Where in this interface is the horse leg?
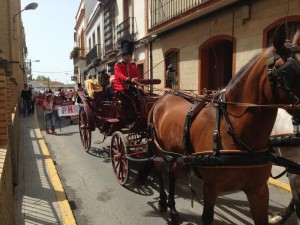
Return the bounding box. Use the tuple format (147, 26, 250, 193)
(245, 183, 269, 225)
(155, 163, 168, 212)
(167, 163, 181, 224)
(269, 198, 295, 224)
(202, 182, 217, 225)
(289, 173, 300, 223)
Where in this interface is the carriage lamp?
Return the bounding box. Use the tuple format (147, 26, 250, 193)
(166, 64, 175, 88)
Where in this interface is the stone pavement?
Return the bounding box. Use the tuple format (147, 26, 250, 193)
(14, 112, 76, 225)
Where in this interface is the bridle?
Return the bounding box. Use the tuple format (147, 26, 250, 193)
(266, 42, 300, 104)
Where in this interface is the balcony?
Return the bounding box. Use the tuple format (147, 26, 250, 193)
(149, 0, 239, 33)
(86, 44, 102, 66)
(116, 17, 135, 45)
(104, 1, 117, 53)
(72, 48, 85, 65)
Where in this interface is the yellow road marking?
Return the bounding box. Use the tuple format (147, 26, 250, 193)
(268, 177, 291, 193)
(34, 114, 77, 225)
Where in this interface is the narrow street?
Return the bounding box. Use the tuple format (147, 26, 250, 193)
(36, 107, 298, 225)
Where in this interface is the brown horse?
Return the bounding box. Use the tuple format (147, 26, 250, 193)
(136, 26, 300, 225)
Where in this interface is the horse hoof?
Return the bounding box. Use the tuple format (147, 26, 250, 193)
(170, 213, 182, 224)
(268, 215, 282, 224)
(158, 202, 168, 213)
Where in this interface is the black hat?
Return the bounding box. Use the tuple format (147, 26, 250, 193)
(121, 39, 134, 55)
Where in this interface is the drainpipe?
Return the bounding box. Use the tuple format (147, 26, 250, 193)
(149, 40, 153, 94)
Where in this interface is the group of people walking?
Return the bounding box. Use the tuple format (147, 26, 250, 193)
(21, 38, 141, 134)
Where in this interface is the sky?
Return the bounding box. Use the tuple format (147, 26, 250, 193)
(21, 0, 80, 84)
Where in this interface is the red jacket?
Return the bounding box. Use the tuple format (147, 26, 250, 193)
(114, 61, 139, 91)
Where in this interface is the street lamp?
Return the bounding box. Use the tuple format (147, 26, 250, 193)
(25, 59, 40, 83)
(13, 2, 38, 40)
(13, 3, 38, 22)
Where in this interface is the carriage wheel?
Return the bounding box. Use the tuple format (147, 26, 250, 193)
(110, 131, 130, 185)
(79, 106, 91, 152)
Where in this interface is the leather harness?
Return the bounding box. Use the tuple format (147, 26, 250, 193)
(147, 44, 300, 174)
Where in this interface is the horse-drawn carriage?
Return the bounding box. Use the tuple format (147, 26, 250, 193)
(76, 25, 300, 225)
(77, 78, 161, 185)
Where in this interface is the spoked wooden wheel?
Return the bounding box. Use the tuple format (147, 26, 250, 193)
(110, 131, 130, 185)
(79, 106, 91, 152)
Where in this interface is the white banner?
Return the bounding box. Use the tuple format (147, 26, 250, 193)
(57, 105, 79, 117)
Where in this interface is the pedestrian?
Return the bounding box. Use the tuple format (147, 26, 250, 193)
(59, 89, 66, 100)
(21, 83, 32, 117)
(75, 83, 84, 104)
(41, 94, 57, 134)
(99, 70, 112, 100)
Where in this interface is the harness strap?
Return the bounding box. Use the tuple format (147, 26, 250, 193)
(183, 99, 207, 155)
(212, 91, 226, 155)
(220, 106, 255, 153)
(270, 169, 287, 179)
(269, 154, 300, 176)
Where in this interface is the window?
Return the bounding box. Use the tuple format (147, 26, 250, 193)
(104, 1, 115, 52)
(165, 50, 179, 89)
(97, 26, 101, 45)
(267, 22, 300, 47)
(92, 32, 96, 47)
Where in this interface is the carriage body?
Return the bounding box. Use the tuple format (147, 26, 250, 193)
(77, 79, 161, 184)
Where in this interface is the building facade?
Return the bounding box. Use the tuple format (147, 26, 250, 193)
(73, 0, 300, 94)
(73, 0, 149, 87)
(147, 0, 300, 92)
(0, 0, 30, 223)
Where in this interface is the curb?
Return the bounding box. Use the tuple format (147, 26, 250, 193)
(34, 113, 77, 225)
(268, 177, 291, 193)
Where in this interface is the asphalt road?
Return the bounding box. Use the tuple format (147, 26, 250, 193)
(36, 107, 299, 225)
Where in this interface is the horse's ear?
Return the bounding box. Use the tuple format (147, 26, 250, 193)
(273, 24, 286, 51)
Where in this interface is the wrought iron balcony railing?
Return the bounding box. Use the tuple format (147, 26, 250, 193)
(86, 44, 102, 66)
(116, 17, 135, 45)
(149, 0, 209, 28)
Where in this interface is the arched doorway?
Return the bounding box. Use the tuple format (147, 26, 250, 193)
(200, 36, 234, 91)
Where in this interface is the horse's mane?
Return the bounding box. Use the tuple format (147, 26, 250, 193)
(226, 53, 262, 89)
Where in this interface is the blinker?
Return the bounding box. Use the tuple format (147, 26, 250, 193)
(276, 57, 300, 87)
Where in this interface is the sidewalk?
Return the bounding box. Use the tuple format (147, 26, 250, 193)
(14, 112, 76, 225)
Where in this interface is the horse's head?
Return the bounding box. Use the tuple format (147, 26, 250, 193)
(269, 25, 300, 104)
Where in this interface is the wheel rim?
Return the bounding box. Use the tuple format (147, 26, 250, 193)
(110, 132, 129, 185)
(79, 106, 91, 151)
